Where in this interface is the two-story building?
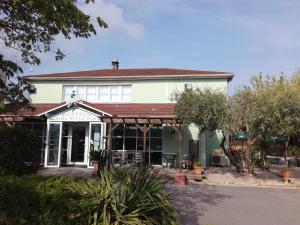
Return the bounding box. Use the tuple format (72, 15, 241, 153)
(0, 61, 234, 168)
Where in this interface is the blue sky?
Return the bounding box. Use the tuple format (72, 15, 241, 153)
(4, 0, 300, 94)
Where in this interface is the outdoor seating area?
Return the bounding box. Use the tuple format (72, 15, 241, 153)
(111, 150, 144, 167)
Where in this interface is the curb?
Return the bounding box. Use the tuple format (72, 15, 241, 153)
(199, 181, 300, 190)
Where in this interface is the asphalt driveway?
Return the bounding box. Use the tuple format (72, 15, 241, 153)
(166, 183, 300, 225)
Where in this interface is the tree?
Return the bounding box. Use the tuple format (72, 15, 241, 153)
(175, 74, 300, 174)
(174, 89, 231, 165)
(230, 74, 300, 172)
(0, 0, 107, 112)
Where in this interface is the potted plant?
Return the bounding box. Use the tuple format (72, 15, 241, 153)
(90, 149, 107, 175)
(281, 168, 293, 179)
(194, 161, 203, 175)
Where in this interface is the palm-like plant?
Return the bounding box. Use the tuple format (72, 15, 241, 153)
(70, 168, 180, 225)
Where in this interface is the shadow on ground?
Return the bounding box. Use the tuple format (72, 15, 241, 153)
(165, 182, 232, 225)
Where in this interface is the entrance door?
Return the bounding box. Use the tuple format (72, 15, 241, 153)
(71, 126, 86, 163)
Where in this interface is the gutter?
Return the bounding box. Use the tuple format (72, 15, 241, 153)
(23, 74, 235, 82)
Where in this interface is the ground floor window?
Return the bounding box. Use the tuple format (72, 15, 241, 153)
(110, 124, 163, 164)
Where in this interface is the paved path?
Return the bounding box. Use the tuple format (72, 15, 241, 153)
(166, 183, 300, 225)
(203, 166, 300, 188)
(38, 167, 94, 177)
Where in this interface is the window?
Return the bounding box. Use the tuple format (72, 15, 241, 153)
(64, 86, 76, 101)
(99, 86, 110, 102)
(63, 85, 132, 103)
(107, 125, 163, 165)
(110, 86, 119, 101)
(77, 86, 86, 100)
(185, 83, 193, 91)
(87, 86, 97, 101)
(122, 85, 132, 101)
(112, 125, 124, 150)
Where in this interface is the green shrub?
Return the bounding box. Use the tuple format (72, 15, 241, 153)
(252, 148, 270, 169)
(0, 126, 42, 175)
(251, 138, 271, 169)
(0, 169, 180, 225)
(0, 176, 79, 225)
(288, 145, 300, 157)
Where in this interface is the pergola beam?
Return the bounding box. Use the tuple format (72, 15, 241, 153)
(101, 115, 182, 168)
(172, 125, 184, 173)
(135, 123, 153, 164)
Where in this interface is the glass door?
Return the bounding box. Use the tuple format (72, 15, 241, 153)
(89, 122, 106, 166)
(46, 122, 62, 167)
(71, 125, 86, 163)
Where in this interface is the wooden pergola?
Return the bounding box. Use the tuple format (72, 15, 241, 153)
(101, 116, 185, 173)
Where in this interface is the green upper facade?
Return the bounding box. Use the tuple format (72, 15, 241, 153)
(24, 68, 234, 104)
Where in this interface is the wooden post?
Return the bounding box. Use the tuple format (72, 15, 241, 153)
(173, 125, 184, 173)
(135, 124, 153, 165)
(173, 125, 186, 186)
(143, 124, 147, 164)
(108, 122, 112, 169)
(178, 126, 183, 173)
(107, 123, 120, 169)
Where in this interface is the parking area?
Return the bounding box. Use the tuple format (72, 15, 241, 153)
(167, 183, 300, 225)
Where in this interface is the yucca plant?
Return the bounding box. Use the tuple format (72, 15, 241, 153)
(70, 168, 180, 225)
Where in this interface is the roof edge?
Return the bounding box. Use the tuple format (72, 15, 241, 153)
(24, 73, 234, 81)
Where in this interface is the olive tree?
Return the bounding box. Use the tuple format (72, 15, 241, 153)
(230, 74, 300, 172)
(175, 74, 300, 174)
(174, 89, 234, 167)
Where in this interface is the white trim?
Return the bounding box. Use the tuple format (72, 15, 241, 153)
(57, 122, 63, 167)
(62, 84, 133, 103)
(37, 101, 112, 117)
(67, 124, 72, 164)
(48, 106, 102, 122)
(88, 122, 106, 168)
(45, 121, 62, 168)
(67, 123, 89, 165)
(38, 103, 68, 116)
(44, 119, 50, 166)
(88, 122, 92, 167)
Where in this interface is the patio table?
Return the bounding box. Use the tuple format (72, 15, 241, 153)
(163, 153, 178, 168)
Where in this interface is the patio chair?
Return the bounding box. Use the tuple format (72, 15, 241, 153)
(133, 152, 143, 167)
(112, 151, 123, 165)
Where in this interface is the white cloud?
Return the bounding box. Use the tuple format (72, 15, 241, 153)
(220, 15, 300, 52)
(82, 0, 144, 40)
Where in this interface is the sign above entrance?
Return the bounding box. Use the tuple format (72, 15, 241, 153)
(49, 107, 101, 122)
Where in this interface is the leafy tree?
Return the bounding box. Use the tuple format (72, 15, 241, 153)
(174, 89, 233, 166)
(0, 0, 107, 112)
(175, 74, 300, 174)
(231, 74, 300, 172)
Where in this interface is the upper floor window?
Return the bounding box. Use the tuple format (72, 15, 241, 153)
(63, 85, 132, 103)
(184, 83, 193, 91)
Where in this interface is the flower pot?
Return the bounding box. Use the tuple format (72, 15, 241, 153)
(93, 160, 99, 175)
(281, 169, 292, 178)
(174, 172, 187, 187)
(194, 166, 202, 175)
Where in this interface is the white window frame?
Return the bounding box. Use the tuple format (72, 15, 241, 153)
(62, 84, 132, 103)
(88, 122, 106, 168)
(45, 121, 63, 168)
